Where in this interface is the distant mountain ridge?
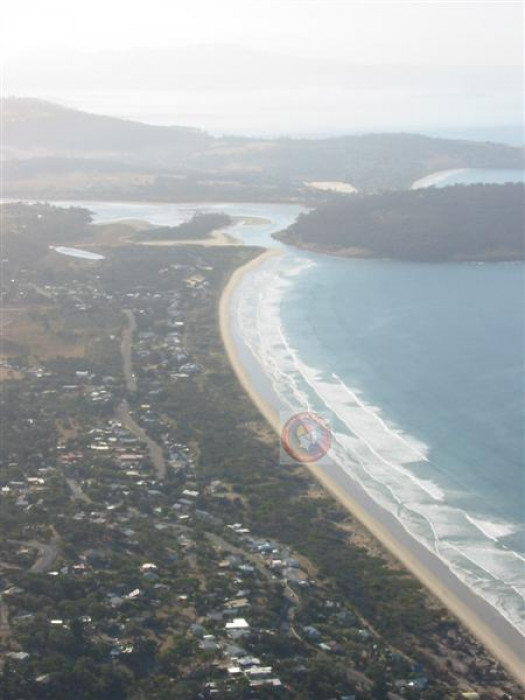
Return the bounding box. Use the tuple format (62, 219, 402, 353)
(3, 98, 524, 199)
(3, 97, 211, 159)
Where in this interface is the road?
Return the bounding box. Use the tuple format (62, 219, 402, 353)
(204, 531, 274, 582)
(27, 282, 54, 300)
(117, 311, 167, 479)
(66, 477, 92, 503)
(117, 400, 167, 480)
(0, 530, 60, 645)
(27, 532, 60, 574)
(0, 597, 10, 642)
(6, 533, 60, 575)
(120, 309, 137, 393)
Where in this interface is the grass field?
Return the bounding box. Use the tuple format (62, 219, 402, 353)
(1, 306, 88, 360)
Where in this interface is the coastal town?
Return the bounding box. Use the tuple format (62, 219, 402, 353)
(0, 202, 522, 699)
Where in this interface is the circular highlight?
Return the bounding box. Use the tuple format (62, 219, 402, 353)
(281, 412, 332, 463)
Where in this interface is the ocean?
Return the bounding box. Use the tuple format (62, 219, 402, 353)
(233, 250, 525, 635)
(32, 169, 525, 636)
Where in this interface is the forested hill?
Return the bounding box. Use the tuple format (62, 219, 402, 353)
(275, 184, 525, 262)
(3, 98, 524, 198)
(4, 97, 210, 157)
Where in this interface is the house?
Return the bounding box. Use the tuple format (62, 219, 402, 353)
(238, 656, 261, 668)
(200, 637, 219, 651)
(245, 666, 273, 679)
(225, 618, 250, 639)
(6, 651, 30, 661)
(140, 562, 157, 572)
(225, 597, 249, 611)
(225, 618, 250, 630)
(190, 623, 206, 638)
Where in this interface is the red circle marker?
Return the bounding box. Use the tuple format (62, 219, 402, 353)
(281, 412, 332, 463)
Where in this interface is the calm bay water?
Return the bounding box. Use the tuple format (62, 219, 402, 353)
(33, 187, 525, 634)
(235, 249, 525, 634)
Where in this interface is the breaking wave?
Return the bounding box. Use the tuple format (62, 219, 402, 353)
(233, 252, 525, 636)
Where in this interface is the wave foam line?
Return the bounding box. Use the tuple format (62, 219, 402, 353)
(232, 250, 525, 637)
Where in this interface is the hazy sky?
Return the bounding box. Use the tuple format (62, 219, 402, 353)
(3, 0, 522, 64)
(2, 0, 523, 135)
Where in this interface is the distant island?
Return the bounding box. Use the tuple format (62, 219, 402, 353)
(274, 183, 525, 262)
(135, 213, 233, 241)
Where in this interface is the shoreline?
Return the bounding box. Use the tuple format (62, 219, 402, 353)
(411, 168, 470, 189)
(1, 196, 306, 208)
(271, 238, 525, 264)
(133, 228, 242, 247)
(219, 247, 525, 685)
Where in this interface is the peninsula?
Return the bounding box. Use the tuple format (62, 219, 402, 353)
(275, 183, 525, 262)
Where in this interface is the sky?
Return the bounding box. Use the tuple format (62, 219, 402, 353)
(1, 0, 523, 135)
(2, 0, 523, 65)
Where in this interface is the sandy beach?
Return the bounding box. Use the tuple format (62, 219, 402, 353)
(219, 248, 525, 685)
(93, 218, 242, 247)
(306, 181, 358, 194)
(411, 168, 470, 189)
(94, 215, 270, 248)
(135, 229, 241, 247)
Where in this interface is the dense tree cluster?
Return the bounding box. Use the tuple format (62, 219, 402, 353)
(276, 183, 525, 261)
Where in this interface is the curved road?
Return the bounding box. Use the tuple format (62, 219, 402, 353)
(117, 400, 166, 480)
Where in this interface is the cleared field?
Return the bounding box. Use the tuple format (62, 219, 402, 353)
(0, 307, 87, 359)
